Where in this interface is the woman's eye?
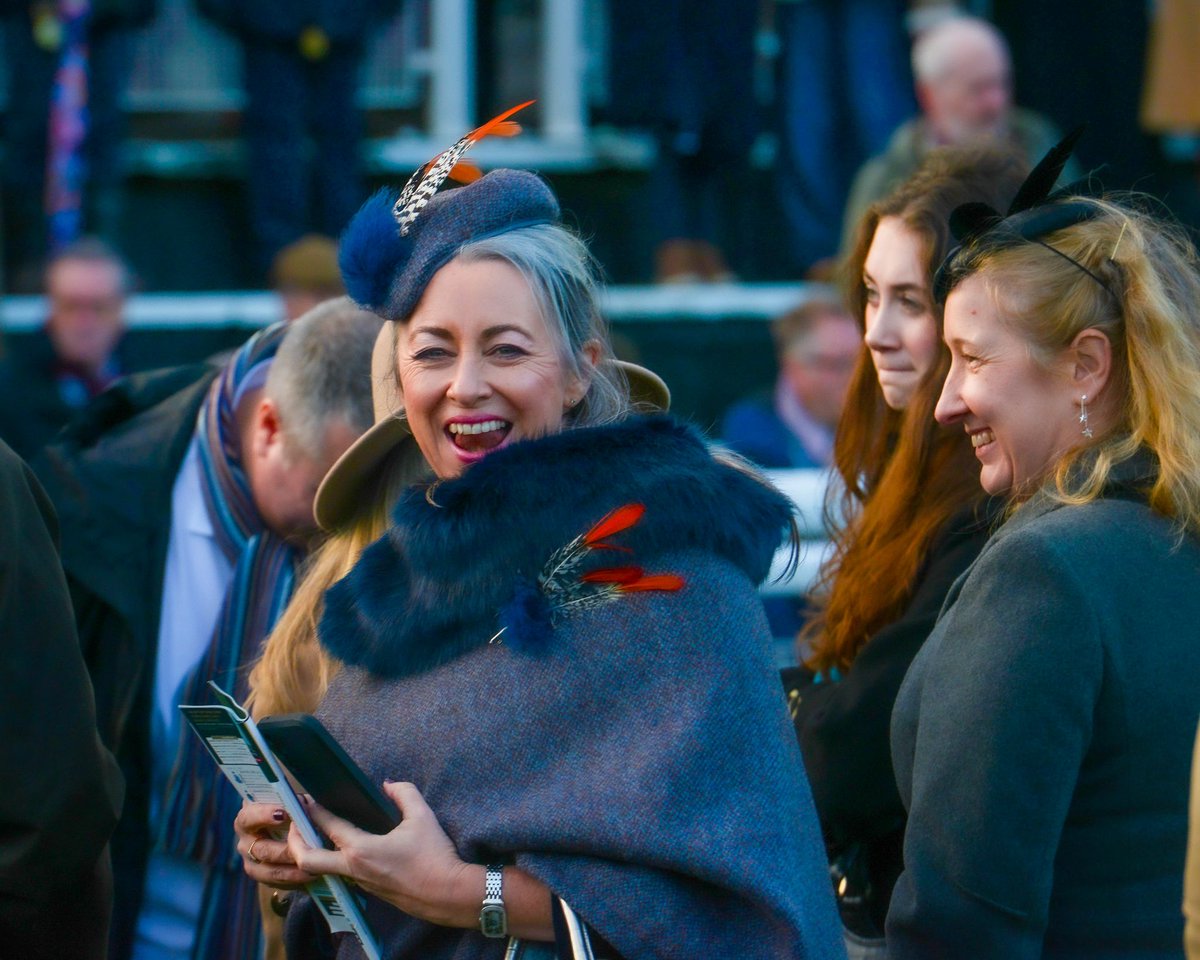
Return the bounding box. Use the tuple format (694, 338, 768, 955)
(413, 347, 450, 362)
(863, 286, 879, 305)
(490, 343, 527, 359)
(901, 297, 926, 314)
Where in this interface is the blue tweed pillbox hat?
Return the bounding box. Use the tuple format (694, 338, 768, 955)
(339, 169, 560, 323)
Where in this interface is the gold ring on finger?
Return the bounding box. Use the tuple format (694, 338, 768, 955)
(248, 837, 266, 864)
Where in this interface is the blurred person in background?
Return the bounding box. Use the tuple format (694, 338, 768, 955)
(1143, 0, 1200, 137)
(607, 0, 758, 283)
(721, 299, 859, 469)
(0, 0, 157, 290)
(270, 233, 346, 322)
(773, 0, 915, 278)
(195, 0, 405, 279)
(0, 238, 132, 461)
(34, 301, 379, 960)
(841, 15, 1076, 252)
(0, 438, 123, 960)
(783, 144, 1026, 959)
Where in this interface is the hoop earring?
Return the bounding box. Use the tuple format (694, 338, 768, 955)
(1078, 394, 1094, 439)
(424, 480, 443, 508)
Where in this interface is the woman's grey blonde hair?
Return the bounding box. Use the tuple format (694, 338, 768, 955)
(959, 195, 1200, 534)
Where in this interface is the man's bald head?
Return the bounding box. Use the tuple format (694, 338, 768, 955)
(912, 17, 1012, 145)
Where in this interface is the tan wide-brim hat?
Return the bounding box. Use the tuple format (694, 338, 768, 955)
(313, 325, 671, 531)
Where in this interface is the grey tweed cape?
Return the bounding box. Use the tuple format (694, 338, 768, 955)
(286, 416, 844, 960)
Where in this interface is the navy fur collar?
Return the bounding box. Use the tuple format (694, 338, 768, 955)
(319, 416, 793, 678)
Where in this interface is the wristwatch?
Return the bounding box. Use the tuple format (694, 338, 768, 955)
(479, 864, 507, 938)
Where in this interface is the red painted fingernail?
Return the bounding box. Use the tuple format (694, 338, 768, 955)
(272, 809, 286, 822)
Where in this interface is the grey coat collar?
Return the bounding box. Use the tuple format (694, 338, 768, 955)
(939, 448, 1159, 614)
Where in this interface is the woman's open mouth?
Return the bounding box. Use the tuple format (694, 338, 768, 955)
(447, 418, 512, 455)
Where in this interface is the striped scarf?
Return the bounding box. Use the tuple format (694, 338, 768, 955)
(158, 322, 298, 960)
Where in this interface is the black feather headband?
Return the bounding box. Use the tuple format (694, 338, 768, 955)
(932, 127, 1113, 302)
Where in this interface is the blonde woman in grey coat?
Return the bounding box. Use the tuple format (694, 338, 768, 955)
(888, 191, 1200, 959)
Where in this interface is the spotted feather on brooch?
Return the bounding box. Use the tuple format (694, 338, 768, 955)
(497, 503, 685, 652)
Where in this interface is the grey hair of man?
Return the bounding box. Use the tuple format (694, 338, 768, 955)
(454, 223, 632, 426)
(264, 296, 383, 458)
(911, 15, 1009, 85)
(45, 235, 134, 297)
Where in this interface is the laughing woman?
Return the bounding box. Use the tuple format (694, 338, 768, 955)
(233, 116, 842, 959)
(887, 187, 1200, 958)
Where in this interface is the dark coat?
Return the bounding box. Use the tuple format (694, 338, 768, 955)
(721, 390, 829, 469)
(0, 328, 108, 463)
(605, 0, 758, 154)
(783, 500, 995, 935)
(888, 465, 1200, 958)
(0, 439, 123, 960)
(32, 363, 217, 960)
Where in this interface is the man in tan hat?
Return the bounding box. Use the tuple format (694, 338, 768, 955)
(269, 234, 346, 322)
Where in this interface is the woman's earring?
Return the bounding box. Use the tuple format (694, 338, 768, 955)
(1079, 394, 1093, 439)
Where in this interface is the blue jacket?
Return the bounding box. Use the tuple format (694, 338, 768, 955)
(721, 392, 828, 470)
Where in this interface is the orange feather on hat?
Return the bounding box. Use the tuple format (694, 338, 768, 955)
(393, 100, 535, 235)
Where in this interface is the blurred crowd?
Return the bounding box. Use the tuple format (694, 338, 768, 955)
(0, 0, 1195, 291)
(5, 4, 1200, 960)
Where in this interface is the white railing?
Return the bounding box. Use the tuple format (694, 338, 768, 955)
(761, 468, 832, 599)
(0, 283, 831, 332)
(428, 0, 475, 144)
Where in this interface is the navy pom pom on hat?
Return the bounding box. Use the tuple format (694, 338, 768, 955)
(338, 101, 560, 323)
(340, 170, 559, 322)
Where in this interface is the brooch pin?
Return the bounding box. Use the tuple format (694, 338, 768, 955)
(495, 503, 684, 649)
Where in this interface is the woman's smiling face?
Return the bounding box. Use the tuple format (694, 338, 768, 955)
(935, 273, 1083, 496)
(396, 257, 584, 479)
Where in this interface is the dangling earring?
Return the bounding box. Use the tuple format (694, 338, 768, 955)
(1078, 394, 1094, 439)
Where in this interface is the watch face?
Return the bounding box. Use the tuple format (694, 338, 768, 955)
(480, 904, 508, 938)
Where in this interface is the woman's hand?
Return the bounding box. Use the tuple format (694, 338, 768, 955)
(287, 781, 475, 927)
(234, 801, 317, 889)
(288, 782, 555, 938)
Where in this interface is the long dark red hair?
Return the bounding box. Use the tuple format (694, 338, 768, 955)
(804, 145, 1028, 672)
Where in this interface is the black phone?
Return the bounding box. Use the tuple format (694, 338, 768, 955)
(258, 713, 401, 835)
